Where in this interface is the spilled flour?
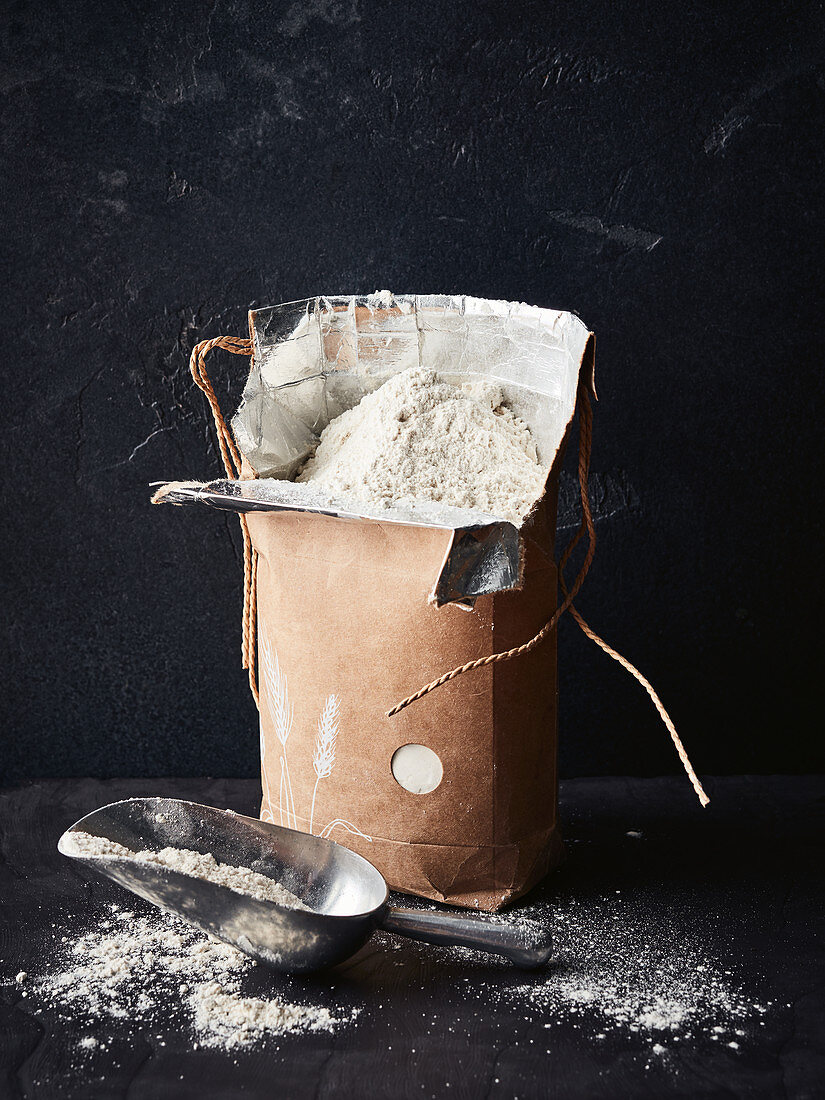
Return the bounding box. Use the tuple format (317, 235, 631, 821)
(14, 886, 771, 1066)
(382, 888, 771, 1059)
(30, 903, 354, 1050)
(498, 894, 766, 1046)
(297, 367, 546, 523)
(14, 831, 772, 1067)
(191, 981, 334, 1048)
(62, 831, 310, 910)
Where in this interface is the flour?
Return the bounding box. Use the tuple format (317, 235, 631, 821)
(62, 832, 131, 858)
(296, 367, 547, 524)
(20, 831, 771, 1066)
(500, 895, 769, 1053)
(30, 903, 355, 1051)
(379, 889, 771, 1057)
(17, 887, 770, 1066)
(63, 831, 310, 910)
(191, 981, 335, 1049)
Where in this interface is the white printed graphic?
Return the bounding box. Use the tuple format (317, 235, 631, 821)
(310, 694, 339, 835)
(317, 819, 374, 841)
(261, 636, 296, 829)
(260, 637, 372, 842)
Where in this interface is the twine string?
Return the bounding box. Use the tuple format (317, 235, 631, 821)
(189, 337, 259, 705)
(562, 599, 709, 807)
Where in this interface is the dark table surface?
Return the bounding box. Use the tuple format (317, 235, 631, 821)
(1, 776, 822, 1100)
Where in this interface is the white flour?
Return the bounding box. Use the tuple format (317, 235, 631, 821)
(63, 831, 310, 910)
(16, 888, 770, 1065)
(501, 895, 771, 1058)
(386, 889, 771, 1058)
(30, 903, 354, 1050)
(296, 367, 547, 524)
(191, 981, 335, 1049)
(15, 832, 771, 1066)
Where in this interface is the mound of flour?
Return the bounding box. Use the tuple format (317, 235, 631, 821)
(296, 367, 546, 524)
(63, 831, 310, 910)
(28, 903, 353, 1050)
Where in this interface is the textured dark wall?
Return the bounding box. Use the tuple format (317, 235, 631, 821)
(2, 1, 823, 780)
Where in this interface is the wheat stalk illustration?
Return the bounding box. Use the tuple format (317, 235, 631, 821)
(259, 715, 276, 824)
(309, 694, 339, 835)
(262, 634, 296, 829)
(278, 758, 287, 827)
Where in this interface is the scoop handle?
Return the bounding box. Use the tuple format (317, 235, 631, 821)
(379, 907, 552, 969)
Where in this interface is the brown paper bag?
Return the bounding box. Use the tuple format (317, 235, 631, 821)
(155, 293, 707, 913)
(248, 505, 564, 910)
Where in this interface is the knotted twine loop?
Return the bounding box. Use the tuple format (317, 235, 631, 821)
(189, 336, 259, 706)
(387, 384, 709, 808)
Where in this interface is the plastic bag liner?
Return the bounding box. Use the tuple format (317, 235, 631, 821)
(154, 292, 707, 910)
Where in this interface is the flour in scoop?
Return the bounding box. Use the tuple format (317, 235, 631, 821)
(297, 367, 547, 524)
(63, 831, 310, 910)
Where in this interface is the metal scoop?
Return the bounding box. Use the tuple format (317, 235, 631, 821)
(59, 797, 552, 973)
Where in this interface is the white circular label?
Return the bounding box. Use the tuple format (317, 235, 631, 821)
(390, 744, 443, 794)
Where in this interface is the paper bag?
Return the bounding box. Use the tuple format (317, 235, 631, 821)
(156, 293, 608, 909)
(248, 503, 564, 910)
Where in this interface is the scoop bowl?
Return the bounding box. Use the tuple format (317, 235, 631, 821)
(59, 797, 553, 973)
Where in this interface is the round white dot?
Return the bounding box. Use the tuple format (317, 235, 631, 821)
(391, 744, 443, 794)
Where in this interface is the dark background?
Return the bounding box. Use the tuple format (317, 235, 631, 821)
(1, 0, 823, 781)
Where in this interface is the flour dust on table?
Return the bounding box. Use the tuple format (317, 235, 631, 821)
(15, 888, 772, 1066)
(24, 902, 356, 1051)
(375, 888, 773, 1063)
